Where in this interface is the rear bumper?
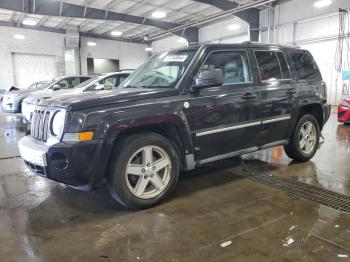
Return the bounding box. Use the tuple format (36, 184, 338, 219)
(338, 105, 350, 123)
(18, 136, 103, 188)
(322, 104, 331, 126)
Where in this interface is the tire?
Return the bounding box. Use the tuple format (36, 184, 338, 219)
(107, 133, 179, 209)
(284, 114, 320, 162)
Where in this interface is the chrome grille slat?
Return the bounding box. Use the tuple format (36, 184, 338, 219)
(31, 109, 51, 142)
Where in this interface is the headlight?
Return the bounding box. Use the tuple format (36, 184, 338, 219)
(50, 110, 65, 136)
(341, 101, 350, 108)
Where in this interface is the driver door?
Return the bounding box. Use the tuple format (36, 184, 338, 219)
(184, 49, 261, 162)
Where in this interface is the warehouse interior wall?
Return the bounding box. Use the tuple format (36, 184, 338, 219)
(0, 27, 148, 90)
(0, 27, 65, 90)
(80, 37, 147, 74)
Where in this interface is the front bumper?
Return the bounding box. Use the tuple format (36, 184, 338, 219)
(338, 105, 350, 123)
(18, 136, 102, 187)
(2, 100, 20, 113)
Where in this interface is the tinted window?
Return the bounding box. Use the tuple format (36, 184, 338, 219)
(277, 52, 291, 79)
(80, 77, 91, 83)
(116, 74, 129, 87)
(291, 51, 321, 80)
(200, 51, 251, 84)
(255, 51, 282, 81)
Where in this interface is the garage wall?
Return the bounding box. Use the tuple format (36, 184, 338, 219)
(151, 17, 249, 53)
(0, 27, 65, 90)
(260, 0, 350, 104)
(199, 17, 249, 44)
(0, 26, 148, 90)
(152, 35, 188, 53)
(80, 37, 148, 73)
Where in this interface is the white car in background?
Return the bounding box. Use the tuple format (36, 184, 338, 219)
(21, 70, 133, 124)
(1, 81, 47, 113)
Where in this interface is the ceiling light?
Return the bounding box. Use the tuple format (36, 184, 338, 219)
(111, 31, 123, 36)
(87, 41, 96, 47)
(152, 11, 167, 19)
(13, 34, 25, 40)
(314, 0, 332, 8)
(178, 37, 187, 43)
(145, 47, 153, 52)
(23, 19, 37, 26)
(227, 24, 241, 31)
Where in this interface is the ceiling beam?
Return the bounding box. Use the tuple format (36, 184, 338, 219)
(193, 0, 260, 41)
(0, 20, 143, 43)
(0, 0, 181, 31)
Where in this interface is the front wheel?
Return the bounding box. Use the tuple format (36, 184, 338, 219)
(107, 133, 179, 209)
(284, 114, 320, 162)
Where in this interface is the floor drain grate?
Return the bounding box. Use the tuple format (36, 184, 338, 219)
(238, 173, 350, 213)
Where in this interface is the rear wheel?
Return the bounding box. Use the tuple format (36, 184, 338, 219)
(284, 114, 320, 162)
(107, 133, 179, 209)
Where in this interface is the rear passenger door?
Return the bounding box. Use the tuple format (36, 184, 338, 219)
(254, 49, 297, 146)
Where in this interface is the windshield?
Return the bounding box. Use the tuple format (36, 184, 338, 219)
(73, 76, 99, 90)
(120, 50, 197, 89)
(40, 78, 59, 89)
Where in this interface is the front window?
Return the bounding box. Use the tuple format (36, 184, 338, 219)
(120, 50, 197, 89)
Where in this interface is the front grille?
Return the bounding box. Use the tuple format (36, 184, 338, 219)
(338, 111, 346, 118)
(31, 110, 51, 142)
(24, 160, 47, 177)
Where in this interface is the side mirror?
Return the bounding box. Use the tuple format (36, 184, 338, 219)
(52, 84, 61, 91)
(192, 69, 224, 90)
(95, 84, 105, 90)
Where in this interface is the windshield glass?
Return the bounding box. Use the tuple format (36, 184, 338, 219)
(120, 50, 197, 89)
(40, 78, 59, 89)
(73, 76, 99, 90)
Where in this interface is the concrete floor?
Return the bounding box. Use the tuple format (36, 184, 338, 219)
(1, 110, 350, 262)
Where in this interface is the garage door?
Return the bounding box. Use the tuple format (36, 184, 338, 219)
(12, 53, 58, 89)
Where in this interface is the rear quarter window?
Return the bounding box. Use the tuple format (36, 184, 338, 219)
(290, 51, 322, 81)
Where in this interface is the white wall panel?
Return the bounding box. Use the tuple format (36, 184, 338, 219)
(199, 17, 249, 43)
(0, 27, 148, 90)
(0, 27, 65, 90)
(152, 35, 188, 53)
(12, 53, 57, 88)
(80, 37, 148, 73)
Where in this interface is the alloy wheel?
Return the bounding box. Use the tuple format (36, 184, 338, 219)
(125, 145, 172, 199)
(299, 121, 317, 154)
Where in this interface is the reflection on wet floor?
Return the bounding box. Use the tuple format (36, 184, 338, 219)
(1, 111, 350, 261)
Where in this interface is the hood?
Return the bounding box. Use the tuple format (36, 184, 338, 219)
(4, 89, 34, 97)
(3, 89, 39, 101)
(40, 88, 178, 111)
(22, 89, 75, 104)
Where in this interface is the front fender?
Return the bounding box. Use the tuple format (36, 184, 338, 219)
(82, 103, 194, 187)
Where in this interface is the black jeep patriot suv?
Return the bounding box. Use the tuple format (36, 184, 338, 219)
(18, 43, 331, 209)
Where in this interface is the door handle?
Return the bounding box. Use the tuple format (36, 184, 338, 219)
(286, 88, 297, 95)
(242, 92, 257, 100)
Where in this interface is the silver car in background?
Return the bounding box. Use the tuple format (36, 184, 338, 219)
(1, 81, 47, 113)
(21, 70, 132, 123)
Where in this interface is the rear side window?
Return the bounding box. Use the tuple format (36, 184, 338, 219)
(291, 51, 321, 80)
(277, 52, 291, 79)
(255, 51, 291, 81)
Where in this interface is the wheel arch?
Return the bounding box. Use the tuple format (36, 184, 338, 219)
(91, 116, 194, 187)
(298, 103, 324, 129)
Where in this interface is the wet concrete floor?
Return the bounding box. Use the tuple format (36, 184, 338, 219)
(1, 110, 350, 262)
